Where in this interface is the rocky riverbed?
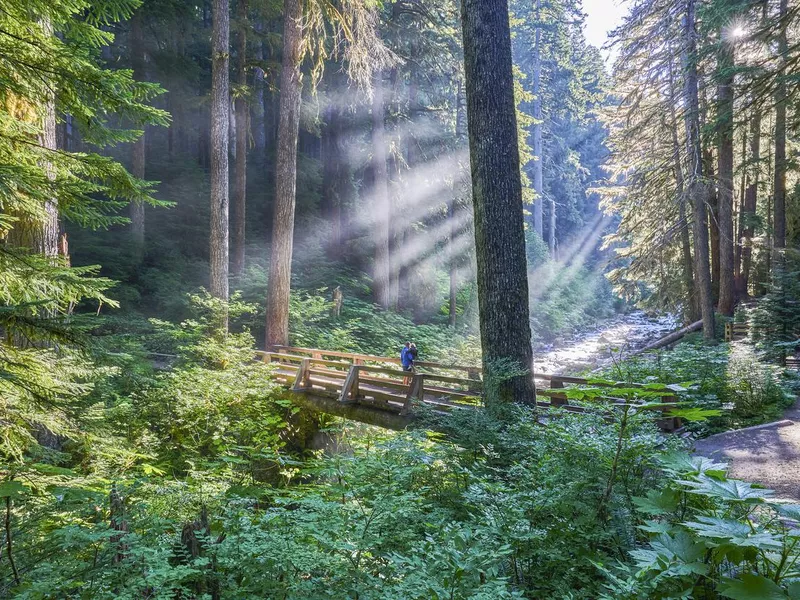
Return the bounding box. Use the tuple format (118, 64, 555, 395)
(534, 311, 679, 375)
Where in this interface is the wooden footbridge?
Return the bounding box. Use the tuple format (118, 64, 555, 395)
(255, 346, 682, 431)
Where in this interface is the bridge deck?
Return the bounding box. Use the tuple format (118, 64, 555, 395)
(256, 346, 683, 431)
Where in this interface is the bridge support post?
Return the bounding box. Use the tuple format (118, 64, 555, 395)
(293, 358, 311, 392)
(550, 378, 567, 407)
(339, 365, 360, 403)
(658, 394, 681, 432)
(401, 375, 424, 416)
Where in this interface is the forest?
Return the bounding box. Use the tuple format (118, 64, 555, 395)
(1, 0, 800, 597)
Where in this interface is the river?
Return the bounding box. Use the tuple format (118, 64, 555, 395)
(533, 311, 679, 375)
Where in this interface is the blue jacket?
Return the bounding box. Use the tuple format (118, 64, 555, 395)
(400, 347, 413, 368)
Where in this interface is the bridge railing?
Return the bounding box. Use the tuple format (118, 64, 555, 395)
(254, 348, 681, 430)
(271, 345, 482, 379)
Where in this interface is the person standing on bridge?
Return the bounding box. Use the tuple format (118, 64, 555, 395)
(401, 342, 415, 385)
(401, 342, 415, 372)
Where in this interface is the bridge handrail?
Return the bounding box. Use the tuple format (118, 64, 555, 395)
(259, 346, 681, 430)
(272, 345, 481, 375)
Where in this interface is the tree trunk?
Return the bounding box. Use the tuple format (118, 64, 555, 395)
(252, 21, 266, 155)
(773, 0, 787, 254)
(371, 71, 392, 310)
(209, 0, 230, 308)
(321, 92, 343, 258)
(634, 320, 704, 354)
(734, 122, 746, 291)
(548, 192, 556, 255)
(9, 19, 58, 257)
(682, 0, 715, 340)
(130, 12, 146, 255)
(716, 42, 735, 316)
(707, 155, 720, 304)
(532, 0, 543, 239)
(739, 111, 760, 297)
(460, 0, 536, 405)
(668, 52, 698, 321)
(265, 0, 303, 348)
(231, 0, 248, 277)
(449, 77, 467, 327)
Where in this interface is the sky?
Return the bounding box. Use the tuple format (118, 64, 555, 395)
(582, 0, 630, 65)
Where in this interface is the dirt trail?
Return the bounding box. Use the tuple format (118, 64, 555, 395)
(694, 400, 800, 501)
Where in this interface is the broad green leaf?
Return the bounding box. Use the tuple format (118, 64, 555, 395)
(682, 475, 773, 503)
(0, 481, 28, 498)
(633, 489, 680, 515)
(668, 407, 723, 421)
(660, 451, 727, 478)
(683, 516, 782, 549)
(719, 574, 789, 600)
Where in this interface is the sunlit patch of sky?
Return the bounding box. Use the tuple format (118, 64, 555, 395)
(582, 0, 630, 67)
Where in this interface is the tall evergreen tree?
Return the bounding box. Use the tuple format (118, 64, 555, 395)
(231, 0, 249, 277)
(683, 0, 715, 339)
(266, 0, 303, 348)
(460, 0, 536, 405)
(129, 11, 147, 257)
(716, 27, 735, 315)
(210, 0, 231, 308)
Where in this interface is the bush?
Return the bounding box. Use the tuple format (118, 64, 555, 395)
(601, 452, 800, 599)
(2, 405, 676, 598)
(601, 339, 794, 435)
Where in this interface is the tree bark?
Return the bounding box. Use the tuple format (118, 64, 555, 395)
(668, 51, 698, 321)
(449, 77, 467, 327)
(739, 111, 760, 297)
(773, 0, 787, 253)
(265, 0, 303, 348)
(716, 42, 735, 315)
(371, 71, 392, 310)
(231, 0, 248, 277)
(460, 0, 536, 405)
(634, 320, 704, 354)
(682, 0, 715, 340)
(532, 0, 543, 239)
(252, 21, 266, 155)
(130, 12, 146, 255)
(321, 93, 343, 258)
(548, 190, 556, 255)
(209, 0, 230, 307)
(9, 19, 58, 257)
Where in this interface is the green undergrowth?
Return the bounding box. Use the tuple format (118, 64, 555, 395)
(2, 399, 678, 598)
(600, 336, 796, 436)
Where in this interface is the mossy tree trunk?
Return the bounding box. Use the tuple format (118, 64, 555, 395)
(231, 0, 248, 277)
(210, 0, 230, 310)
(266, 0, 303, 348)
(460, 0, 536, 405)
(716, 41, 735, 316)
(130, 11, 146, 257)
(682, 0, 715, 340)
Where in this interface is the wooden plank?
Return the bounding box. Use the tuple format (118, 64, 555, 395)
(308, 366, 350, 379)
(273, 345, 480, 374)
(423, 384, 482, 398)
(292, 359, 310, 392)
(339, 366, 360, 403)
(356, 365, 414, 378)
(401, 375, 423, 415)
(307, 357, 353, 368)
(418, 372, 484, 388)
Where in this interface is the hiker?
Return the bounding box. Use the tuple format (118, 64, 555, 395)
(409, 343, 418, 363)
(400, 342, 414, 372)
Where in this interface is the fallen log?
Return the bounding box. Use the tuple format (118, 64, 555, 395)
(632, 320, 703, 355)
